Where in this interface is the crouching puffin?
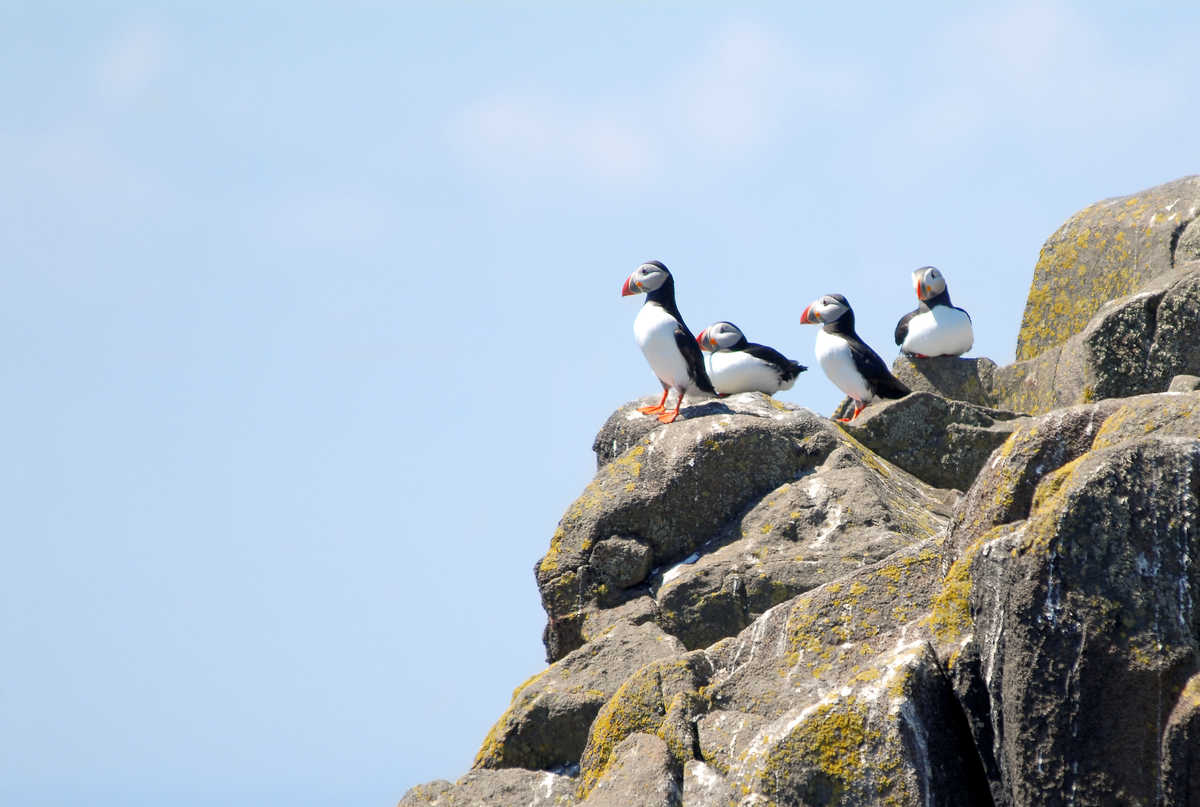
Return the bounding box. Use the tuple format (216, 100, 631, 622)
(894, 266, 973, 357)
(696, 321, 807, 396)
(621, 260, 714, 423)
(800, 294, 910, 422)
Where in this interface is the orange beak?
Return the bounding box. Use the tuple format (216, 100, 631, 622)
(621, 274, 640, 296)
(800, 304, 817, 324)
(696, 329, 710, 350)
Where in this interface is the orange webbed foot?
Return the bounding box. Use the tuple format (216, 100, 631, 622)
(656, 410, 680, 424)
(638, 404, 666, 414)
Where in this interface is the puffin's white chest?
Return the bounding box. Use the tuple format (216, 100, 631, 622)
(815, 328, 871, 402)
(634, 303, 692, 390)
(707, 350, 789, 395)
(902, 306, 973, 356)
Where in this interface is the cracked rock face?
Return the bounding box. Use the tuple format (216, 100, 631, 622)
(961, 436, 1200, 806)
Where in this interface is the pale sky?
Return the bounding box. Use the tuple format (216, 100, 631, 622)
(3, 3, 1198, 805)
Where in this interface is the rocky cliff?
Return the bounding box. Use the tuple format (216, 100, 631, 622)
(401, 177, 1200, 806)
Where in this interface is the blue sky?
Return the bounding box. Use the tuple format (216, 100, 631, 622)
(2, 3, 1198, 805)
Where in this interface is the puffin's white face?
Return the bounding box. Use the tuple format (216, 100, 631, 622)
(697, 321, 744, 351)
(799, 295, 850, 324)
(913, 266, 946, 301)
(621, 262, 670, 296)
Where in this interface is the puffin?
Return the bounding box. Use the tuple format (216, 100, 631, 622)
(621, 260, 714, 423)
(799, 293, 910, 422)
(893, 266, 973, 357)
(696, 321, 807, 396)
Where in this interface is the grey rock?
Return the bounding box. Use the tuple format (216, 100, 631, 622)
(890, 355, 999, 407)
(681, 760, 735, 807)
(942, 398, 1123, 564)
(589, 537, 652, 589)
(591, 391, 783, 469)
(578, 733, 680, 807)
(1169, 374, 1200, 392)
(1016, 175, 1200, 361)
(575, 540, 993, 806)
(538, 395, 844, 661)
(994, 259, 1200, 415)
(654, 441, 955, 650)
(399, 768, 577, 806)
(839, 391, 1026, 491)
(577, 652, 711, 801)
(964, 436, 1200, 806)
(1179, 214, 1200, 263)
(473, 621, 685, 771)
(1161, 673, 1200, 807)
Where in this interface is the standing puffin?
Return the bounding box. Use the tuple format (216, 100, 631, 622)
(696, 321, 807, 396)
(893, 266, 973, 357)
(800, 294, 910, 422)
(621, 260, 714, 423)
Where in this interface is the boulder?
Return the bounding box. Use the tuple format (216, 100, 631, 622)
(577, 733, 680, 807)
(653, 440, 955, 649)
(537, 395, 845, 661)
(577, 652, 712, 799)
(890, 356, 999, 407)
(941, 398, 1123, 563)
(1016, 175, 1200, 361)
(1170, 374, 1200, 392)
(990, 262, 1200, 413)
(398, 768, 577, 806)
(575, 541, 994, 806)
(838, 391, 1026, 491)
(681, 760, 736, 807)
(473, 621, 685, 771)
(952, 435, 1200, 806)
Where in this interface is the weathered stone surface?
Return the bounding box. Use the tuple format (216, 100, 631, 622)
(681, 760, 735, 807)
(399, 768, 577, 806)
(890, 356, 999, 407)
(474, 621, 684, 771)
(839, 391, 1026, 491)
(1161, 673, 1200, 807)
(958, 436, 1200, 806)
(1016, 175, 1200, 361)
(995, 261, 1200, 415)
(588, 537, 652, 589)
(653, 440, 954, 649)
(574, 541, 993, 806)
(538, 395, 844, 661)
(1170, 374, 1200, 392)
(577, 651, 712, 799)
(704, 542, 992, 806)
(578, 733, 680, 807)
(942, 399, 1123, 563)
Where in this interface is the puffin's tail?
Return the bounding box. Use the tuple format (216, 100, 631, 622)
(786, 360, 808, 382)
(875, 374, 910, 400)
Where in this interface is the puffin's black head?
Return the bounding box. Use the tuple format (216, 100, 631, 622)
(799, 294, 851, 325)
(621, 261, 672, 297)
(913, 266, 946, 301)
(697, 321, 747, 352)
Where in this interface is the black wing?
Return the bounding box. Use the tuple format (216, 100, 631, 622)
(743, 343, 807, 382)
(675, 325, 715, 394)
(847, 338, 910, 400)
(894, 308, 919, 346)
